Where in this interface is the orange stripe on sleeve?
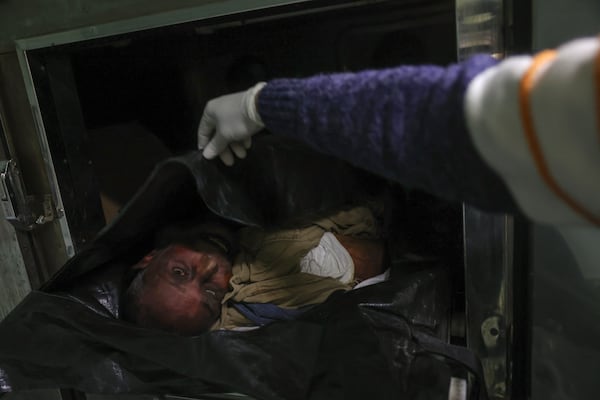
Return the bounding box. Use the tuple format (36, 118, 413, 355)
(519, 50, 600, 226)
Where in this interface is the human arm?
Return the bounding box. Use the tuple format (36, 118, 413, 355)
(255, 55, 519, 214)
(198, 37, 600, 226)
(199, 55, 516, 213)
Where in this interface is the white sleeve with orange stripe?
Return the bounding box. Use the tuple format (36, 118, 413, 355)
(465, 37, 600, 227)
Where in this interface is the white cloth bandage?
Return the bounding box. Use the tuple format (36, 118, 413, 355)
(243, 81, 267, 126)
(465, 37, 600, 226)
(299, 232, 355, 284)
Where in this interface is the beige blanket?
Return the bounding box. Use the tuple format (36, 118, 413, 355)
(213, 206, 380, 330)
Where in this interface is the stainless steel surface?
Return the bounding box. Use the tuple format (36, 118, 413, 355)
(456, 0, 504, 59)
(463, 207, 514, 399)
(457, 1, 515, 398)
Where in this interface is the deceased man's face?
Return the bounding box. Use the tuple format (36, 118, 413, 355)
(134, 242, 233, 334)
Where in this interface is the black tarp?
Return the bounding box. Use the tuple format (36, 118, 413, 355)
(0, 137, 486, 399)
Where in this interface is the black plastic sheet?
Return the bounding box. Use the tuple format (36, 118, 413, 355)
(0, 136, 484, 399)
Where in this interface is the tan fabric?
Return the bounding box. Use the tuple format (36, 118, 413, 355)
(213, 206, 379, 330)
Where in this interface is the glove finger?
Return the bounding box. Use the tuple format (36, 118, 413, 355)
(230, 142, 247, 159)
(219, 147, 235, 166)
(202, 132, 230, 160)
(243, 137, 252, 149)
(197, 108, 216, 149)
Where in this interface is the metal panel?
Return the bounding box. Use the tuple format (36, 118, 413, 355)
(0, 0, 306, 53)
(0, 53, 71, 279)
(24, 52, 105, 251)
(8, 0, 374, 51)
(456, 1, 531, 399)
(456, 0, 504, 59)
(462, 209, 530, 400)
(463, 210, 513, 399)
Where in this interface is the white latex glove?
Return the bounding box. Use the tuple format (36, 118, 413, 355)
(197, 82, 266, 166)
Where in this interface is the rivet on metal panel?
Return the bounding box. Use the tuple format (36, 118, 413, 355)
(481, 315, 503, 349)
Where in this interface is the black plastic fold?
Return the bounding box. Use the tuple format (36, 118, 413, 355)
(0, 136, 483, 399)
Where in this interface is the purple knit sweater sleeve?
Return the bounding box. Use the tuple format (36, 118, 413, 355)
(257, 55, 519, 213)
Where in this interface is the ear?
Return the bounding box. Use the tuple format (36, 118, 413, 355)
(132, 249, 159, 270)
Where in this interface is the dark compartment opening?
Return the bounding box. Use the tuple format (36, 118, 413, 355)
(27, 0, 465, 344)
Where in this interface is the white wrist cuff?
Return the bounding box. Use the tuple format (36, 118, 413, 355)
(243, 81, 267, 126)
(465, 37, 600, 226)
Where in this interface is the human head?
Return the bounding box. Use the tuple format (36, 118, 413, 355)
(121, 221, 236, 335)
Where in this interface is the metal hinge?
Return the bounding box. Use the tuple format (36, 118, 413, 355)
(0, 159, 55, 231)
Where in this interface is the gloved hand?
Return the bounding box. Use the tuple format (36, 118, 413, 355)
(197, 82, 266, 166)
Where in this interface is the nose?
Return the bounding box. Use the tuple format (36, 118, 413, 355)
(198, 255, 218, 282)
